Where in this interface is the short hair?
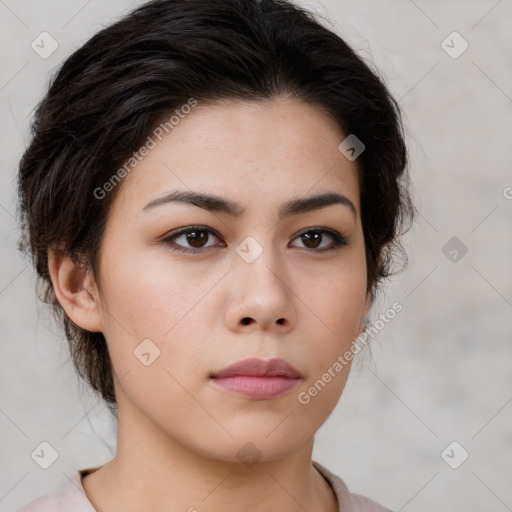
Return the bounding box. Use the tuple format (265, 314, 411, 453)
(17, 0, 415, 414)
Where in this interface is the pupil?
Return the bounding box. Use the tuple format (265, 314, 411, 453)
(187, 230, 207, 248)
(303, 231, 321, 248)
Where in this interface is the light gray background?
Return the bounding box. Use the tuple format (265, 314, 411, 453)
(1, 1, 511, 511)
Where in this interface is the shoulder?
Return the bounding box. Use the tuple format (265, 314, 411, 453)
(16, 470, 96, 512)
(312, 460, 394, 512)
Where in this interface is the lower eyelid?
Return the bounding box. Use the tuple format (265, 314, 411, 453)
(291, 230, 347, 248)
(163, 227, 346, 252)
(164, 228, 223, 249)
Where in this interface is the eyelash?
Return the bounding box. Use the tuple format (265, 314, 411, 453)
(161, 225, 348, 254)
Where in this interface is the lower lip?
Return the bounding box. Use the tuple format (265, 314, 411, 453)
(210, 376, 301, 399)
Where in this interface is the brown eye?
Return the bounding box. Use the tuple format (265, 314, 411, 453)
(290, 229, 347, 251)
(185, 230, 209, 248)
(301, 231, 322, 249)
(163, 226, 225, 253)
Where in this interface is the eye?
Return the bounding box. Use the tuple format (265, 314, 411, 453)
(162, 226, 225, 253)
(290, 228, 348, 251)
(162, 226, 347, 254)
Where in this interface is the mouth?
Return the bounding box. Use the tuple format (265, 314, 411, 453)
(210, 357, 302, 379)
(209, 358, 303, 400)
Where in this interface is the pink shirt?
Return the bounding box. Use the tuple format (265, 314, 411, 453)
(16, 461, 392, 512)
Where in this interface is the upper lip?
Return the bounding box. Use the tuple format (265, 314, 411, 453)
(211, 358, 302, 379)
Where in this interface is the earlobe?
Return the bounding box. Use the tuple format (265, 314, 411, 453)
(47, 248, 103, 333)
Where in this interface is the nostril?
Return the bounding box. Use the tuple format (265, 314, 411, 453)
(241, 317, 252, 325)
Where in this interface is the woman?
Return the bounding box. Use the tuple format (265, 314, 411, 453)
(16, 0, 415, 510)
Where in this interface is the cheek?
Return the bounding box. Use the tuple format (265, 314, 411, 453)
(301, 270, 367, 339)
(294, 282, 361, 417)
(96, 256, 211, 420)
(100, 249, 202, 334)
(97, 250, 223, 378)
(295, 267, 366, 391)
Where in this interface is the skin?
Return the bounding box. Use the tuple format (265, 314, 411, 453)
(49, 96, 372, 512)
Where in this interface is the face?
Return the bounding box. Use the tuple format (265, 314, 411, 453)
(89, 97, 371, 463)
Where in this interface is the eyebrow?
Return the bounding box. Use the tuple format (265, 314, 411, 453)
(143, 189, 357, 220)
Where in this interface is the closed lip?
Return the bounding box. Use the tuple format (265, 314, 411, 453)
(210, 358, 302, 379)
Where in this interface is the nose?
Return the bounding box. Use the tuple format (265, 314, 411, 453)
(224, 245, 297, 333)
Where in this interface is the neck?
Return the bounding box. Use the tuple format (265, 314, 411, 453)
(82, 397, 338, 512)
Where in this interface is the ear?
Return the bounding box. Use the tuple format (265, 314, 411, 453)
(47, 247, 103, 332)
(357, 292, 372, 337)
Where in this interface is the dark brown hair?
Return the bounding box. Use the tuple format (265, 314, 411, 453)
(17, 0, 415, 415)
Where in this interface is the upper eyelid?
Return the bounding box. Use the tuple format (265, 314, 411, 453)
(163, 226, 342, 245)
(162, 225, 223, 241)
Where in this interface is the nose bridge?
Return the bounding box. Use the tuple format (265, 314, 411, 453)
(236, 235, 286, 294)
(228, 233, 297, 330)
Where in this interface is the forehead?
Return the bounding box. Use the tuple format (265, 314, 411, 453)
(109, 97, 361, 218)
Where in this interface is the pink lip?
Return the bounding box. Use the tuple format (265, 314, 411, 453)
(211, 357, 302, 379)
(210, 358, 302, 400)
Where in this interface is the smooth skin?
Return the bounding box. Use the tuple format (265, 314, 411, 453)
(49, 96, 372, 512)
